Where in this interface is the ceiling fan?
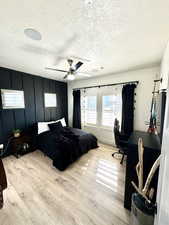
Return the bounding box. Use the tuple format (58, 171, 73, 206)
(45, 59, 91, 80)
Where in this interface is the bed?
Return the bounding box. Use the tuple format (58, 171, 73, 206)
(36, 119, 98, 171)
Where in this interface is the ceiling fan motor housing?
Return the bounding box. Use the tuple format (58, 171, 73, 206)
(46, 59, 86, 80)
(68, 59, 73, 66)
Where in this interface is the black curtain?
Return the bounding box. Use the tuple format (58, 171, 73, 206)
(121, 84, 136, 137)
(73, 90, 81, 129)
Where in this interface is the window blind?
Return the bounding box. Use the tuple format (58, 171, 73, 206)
(102, 95, 122, 127)
(84, 96, 97, 124)
(1, 89, 25, 109)
(44, 93, 57, 108)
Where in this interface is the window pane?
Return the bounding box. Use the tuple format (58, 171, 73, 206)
(1, 89, 25, 109)
(44, 93, 57, 108)
(85, 96, 97, 124)
(102, 95, 122, 127)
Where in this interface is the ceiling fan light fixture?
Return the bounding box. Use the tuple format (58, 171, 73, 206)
(84, 0, 93, 5)
(67, 74, 75, 81)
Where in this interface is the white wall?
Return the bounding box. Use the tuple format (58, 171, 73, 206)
(68, 66, 160, 145)
(160, 41, 169, 90)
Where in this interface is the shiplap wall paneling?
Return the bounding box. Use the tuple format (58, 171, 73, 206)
(23, 74, 36, 128)
(50, 79, 57, 121)
(34, 77, 45, 122)
(11, 71, 25, 130)
(0, 67, 68, 155)
(43, 78, 51, 122)
(0, 68, 15, 143)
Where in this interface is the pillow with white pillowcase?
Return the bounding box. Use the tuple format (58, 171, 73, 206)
(38, 118, 66, 134)
(38, 121, 51, 134)
(57, 118, 66, 127)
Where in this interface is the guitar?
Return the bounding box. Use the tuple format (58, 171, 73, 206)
(147, 82, 158, 135)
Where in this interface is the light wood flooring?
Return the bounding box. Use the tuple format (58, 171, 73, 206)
(1, 144, 130, 225)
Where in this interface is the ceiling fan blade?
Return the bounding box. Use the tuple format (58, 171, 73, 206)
(63, 74, 68, 79)
(78, 72, 91, 77)
(45, 67, 68, 73)
(70, 55, 91, 62)
(75, 61, 83, 70)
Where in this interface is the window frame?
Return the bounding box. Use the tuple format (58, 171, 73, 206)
(44, 93, 57, 108)
(81, 87, 122, 130)
(1, 89, 25, 109)
(100, 92, 122, 130)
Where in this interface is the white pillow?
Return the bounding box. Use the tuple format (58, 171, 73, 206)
(38, 120, 55, 134)
(38, 118, 66, 134)
(38, 122, 50, 134)
(57, 118, 66, 127)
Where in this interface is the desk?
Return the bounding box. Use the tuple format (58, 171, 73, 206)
(124, 131, 161, 210)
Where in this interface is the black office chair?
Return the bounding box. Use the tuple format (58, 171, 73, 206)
(112, 119, 129, 164)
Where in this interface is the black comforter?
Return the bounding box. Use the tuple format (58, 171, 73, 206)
(37, 127, 98, 171)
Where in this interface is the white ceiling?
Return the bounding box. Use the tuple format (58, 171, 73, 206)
(0, 0, 169, 81)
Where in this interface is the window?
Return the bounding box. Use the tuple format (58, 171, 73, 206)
(1, 89, 25, 109)
(81, 86, 122, 129)
(102, 95, 122, 127)
(84, 96, 97, 124)
(44, 93, 57, 108)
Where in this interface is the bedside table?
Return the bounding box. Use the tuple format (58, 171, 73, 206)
(11, 133, 35, 158)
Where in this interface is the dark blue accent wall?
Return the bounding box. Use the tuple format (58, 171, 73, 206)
(0, 67, 68, 145)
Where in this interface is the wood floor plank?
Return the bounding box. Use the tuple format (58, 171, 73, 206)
(1, 144, 130, 225)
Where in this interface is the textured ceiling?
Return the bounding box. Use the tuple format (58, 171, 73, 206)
(0, 0, 169, 81)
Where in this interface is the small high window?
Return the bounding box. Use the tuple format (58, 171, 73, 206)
(1, 89, 25, 109)
(44, 93, 57, 108)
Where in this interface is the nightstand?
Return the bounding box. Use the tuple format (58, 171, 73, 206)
(11, 133, 35, 158)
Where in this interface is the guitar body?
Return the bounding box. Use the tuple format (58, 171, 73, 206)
(147, 116, 158, 134)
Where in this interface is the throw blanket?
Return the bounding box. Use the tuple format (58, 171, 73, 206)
(37, 127, 98, 171)
(53, 128, 85, 170)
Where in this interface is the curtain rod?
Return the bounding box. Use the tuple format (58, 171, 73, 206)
(73, 80, 139, 91)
